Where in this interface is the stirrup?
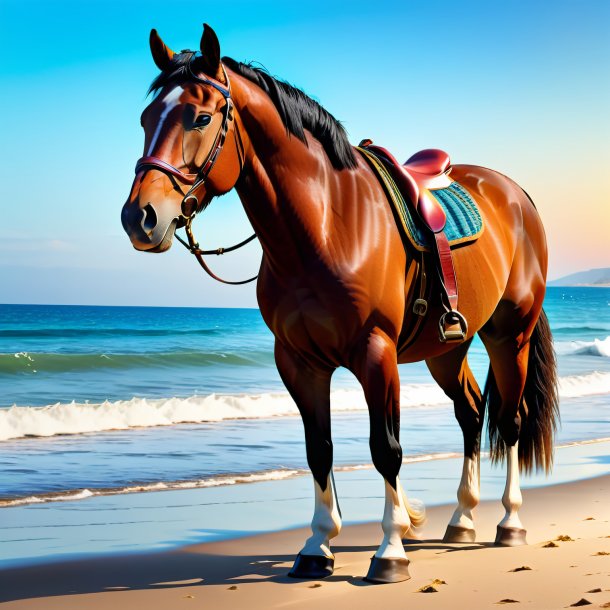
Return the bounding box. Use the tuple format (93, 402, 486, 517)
(438, 310, 468, 343)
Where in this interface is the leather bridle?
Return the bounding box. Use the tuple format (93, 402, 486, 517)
(134, 56, 258, 285)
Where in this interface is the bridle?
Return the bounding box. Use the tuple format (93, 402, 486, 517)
(134, 55, 258, 285)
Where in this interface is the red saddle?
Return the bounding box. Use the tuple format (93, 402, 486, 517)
(359, 140, 451, 232)
(358, 140, 467, 343)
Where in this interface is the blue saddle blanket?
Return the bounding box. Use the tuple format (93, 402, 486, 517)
(406, 182, 483, 249)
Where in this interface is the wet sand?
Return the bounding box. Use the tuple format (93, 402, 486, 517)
(1, 474, 609, 609)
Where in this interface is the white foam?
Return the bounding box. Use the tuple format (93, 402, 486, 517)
(0, 470, 306, 507)
(0, 385, 449, 442)
(557, 371, 610, 398)
(556, 336, 610, 358)
(4, 489, 94, 507)
(1, 371, 608, 442)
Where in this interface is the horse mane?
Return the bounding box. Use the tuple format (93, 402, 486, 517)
(148, 52, 357, 171)
(222, 58, 357, 171)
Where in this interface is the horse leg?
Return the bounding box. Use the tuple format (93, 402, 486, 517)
(274, 341, 341, 578)
(481, 320, 532, 546)
(350, 328, 424, 584)
(426, 340, 484, 543)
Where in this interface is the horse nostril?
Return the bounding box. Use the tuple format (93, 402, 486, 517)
(142, 203, 158, 233)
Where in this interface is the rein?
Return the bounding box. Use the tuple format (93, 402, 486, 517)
(134, 56, 258, 285)
(175, 217, 258, 285)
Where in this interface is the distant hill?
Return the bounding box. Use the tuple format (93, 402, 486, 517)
(548, 267, 610, 287)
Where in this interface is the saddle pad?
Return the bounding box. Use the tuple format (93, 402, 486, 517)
(357, 147, 483, 252)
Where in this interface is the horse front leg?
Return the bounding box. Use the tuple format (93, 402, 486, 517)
(426, 341, 484, 543)
(274, 341, 340, 578)
(351, 328, 424, 584)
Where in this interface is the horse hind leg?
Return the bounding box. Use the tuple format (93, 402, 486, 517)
(484, 340, 529, 546)
(274, 341, 341, 578)
(350, 327, 425, 584)
(426, 339, 484, 543)
(481, 305, 559, 547)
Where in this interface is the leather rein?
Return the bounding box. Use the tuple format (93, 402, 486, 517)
(134, 56, 258, 285)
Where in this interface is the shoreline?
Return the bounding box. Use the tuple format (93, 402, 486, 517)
(3, 437, 610, 509)
(2, 474, 609, 609)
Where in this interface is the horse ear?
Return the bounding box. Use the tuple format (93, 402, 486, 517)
(199, 23, 225, 82)
(150, 29, 174, 71)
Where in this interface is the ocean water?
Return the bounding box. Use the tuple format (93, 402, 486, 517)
(0, 287, 609, 507)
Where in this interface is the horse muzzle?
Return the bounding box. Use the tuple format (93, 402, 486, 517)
(121, 198, 179, 252)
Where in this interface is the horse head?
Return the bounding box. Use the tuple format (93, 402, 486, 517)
(121, 25, 244, 252)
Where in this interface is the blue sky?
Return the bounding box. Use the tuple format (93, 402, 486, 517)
(0, 0, 608, 306)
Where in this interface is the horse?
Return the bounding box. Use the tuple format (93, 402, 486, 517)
(121, 24, 559, 583)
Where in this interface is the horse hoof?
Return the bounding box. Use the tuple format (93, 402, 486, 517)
(288, 553, 334, 579)
(495, 525, 527, 546)
(443, 524, 476, 543)
(364, 556, 411, 584)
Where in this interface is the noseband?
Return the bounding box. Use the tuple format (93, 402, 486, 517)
(134, 57, 257, 285)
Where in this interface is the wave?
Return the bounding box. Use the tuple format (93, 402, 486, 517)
(0, 349, 275, 374)
(556, 336, 610, 358)
(0, 385, 450, 442)
(552, 326, 610, 336)
(0, 452, 461, 508)
(0, 327, 226, 338)
(557, 371, 610, 397)
(1, 371, 608, 442)
(4, 440, 610, 508)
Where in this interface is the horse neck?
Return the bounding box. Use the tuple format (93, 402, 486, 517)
(229, 74, 344, 274)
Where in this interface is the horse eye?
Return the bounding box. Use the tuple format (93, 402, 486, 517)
(194, 114, 212, 128)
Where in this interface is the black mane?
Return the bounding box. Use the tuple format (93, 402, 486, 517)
(148, 52, 357, 171)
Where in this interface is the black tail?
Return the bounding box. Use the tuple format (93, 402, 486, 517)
(486, 308, 560, 473)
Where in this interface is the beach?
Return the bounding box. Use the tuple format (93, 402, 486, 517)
(1, 470, 609, 609)
(0, 287, 609, 607)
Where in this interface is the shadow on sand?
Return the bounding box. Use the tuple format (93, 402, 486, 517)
(0, 538, 494, 602)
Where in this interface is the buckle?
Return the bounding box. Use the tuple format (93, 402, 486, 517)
(413, 299, 428, 316)
(438, 310, 468, 343)
(181, 194, 199, 219)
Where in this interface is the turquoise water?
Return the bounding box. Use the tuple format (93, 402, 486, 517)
(0, 287, 608, 505)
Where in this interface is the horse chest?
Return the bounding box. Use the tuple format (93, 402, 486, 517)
(259, 281, 360, 362)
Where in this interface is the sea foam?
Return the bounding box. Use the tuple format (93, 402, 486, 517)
(0, 372, 608, 442)
(0, 385, 449, 442)
(557, 336, 610, 358)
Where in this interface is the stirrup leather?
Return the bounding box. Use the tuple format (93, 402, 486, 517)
(357, 139, 469, 343)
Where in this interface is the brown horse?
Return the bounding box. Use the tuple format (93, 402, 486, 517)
(121, 25, 559, 583)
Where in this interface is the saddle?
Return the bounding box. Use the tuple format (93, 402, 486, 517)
(359, 139, 468, 343)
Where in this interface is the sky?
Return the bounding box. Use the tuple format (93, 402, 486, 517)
(0, 0, 608, 307)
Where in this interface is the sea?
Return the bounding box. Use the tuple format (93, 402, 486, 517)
(0, 287, 609, 510)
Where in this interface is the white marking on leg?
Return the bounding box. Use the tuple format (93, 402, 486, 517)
(448, 455, 480, 529)
(300, 474, 341, 558)
(375, 477, 411, 559)
(146, 86, 184, 155)
(498, 442, 524, 530)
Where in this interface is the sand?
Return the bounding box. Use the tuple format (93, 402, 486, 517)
(1, 475, 609, 609)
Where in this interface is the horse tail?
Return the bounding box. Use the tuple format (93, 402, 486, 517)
(486, 308, 560, 473)
(519, 308, 560, 473)
(405, 495, 427, 531)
